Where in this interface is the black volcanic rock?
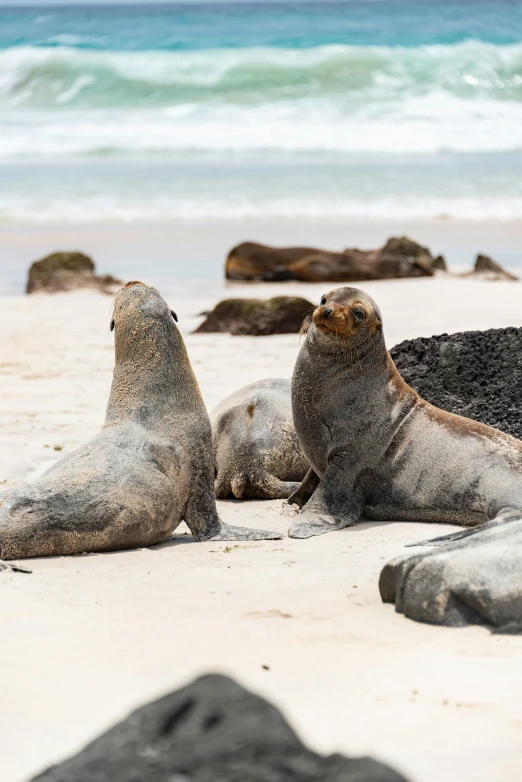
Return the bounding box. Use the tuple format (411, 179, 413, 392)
(32, 675, 408, 782)
(391, 326, 522, 440)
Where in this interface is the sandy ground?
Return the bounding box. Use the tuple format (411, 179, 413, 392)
(2, 273, 522, 782)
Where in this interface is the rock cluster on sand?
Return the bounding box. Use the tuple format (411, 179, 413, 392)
(391, 326, 522, 440)
(26, 252, 122, 294)
(31, 674, 408, 782)
(225, 236, 442, 282)
(194, 296, 314, 335)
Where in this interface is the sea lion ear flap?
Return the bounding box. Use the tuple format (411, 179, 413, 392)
(171, 310, 178, 322)
(110, 319, 115, 332)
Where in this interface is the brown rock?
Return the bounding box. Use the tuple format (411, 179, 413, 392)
(26, 252, 122, 294)
(471, 253, 518, 281)
(194, 296, 314, 336)
(432, 254, 447, 271)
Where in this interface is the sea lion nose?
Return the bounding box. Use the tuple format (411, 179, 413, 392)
(323, 307, 332, 318)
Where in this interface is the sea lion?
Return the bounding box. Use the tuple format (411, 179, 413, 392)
(225, 239, 435, 282)
(289, 286, 522, 542)
(211, 379, 309, 500)
(379, 518, 522, 630)
(0, 283, 280, 561)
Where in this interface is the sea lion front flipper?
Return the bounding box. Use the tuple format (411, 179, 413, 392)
(184, 486, 283, 541)
(209, 523, 283, 542)
(286, 467, 321, 509)
(288, 459, 363, 539)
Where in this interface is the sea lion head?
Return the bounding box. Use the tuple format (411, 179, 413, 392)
(305, 287, 383, 346)
(110, 281, 178, 335)
(106, 282, 196, 425)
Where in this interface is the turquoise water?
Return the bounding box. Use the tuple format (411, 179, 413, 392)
(1, 1, 522, 222)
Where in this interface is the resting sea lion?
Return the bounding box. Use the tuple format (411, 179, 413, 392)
(0, 282, 279, 561)
(211, 379, 309, 500)
(379, 518, 522, 629)
(289, 286, 522, 541)
(225, 240, 434, 282)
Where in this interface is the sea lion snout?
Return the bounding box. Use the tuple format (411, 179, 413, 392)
(311, 287, 381, 338)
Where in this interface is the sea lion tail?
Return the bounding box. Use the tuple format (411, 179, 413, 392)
(231, 476, 247, 499)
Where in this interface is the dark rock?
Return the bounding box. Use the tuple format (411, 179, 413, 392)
(225, 240, 434, 282)
(194, 296, 314, 336)
(470, 253, 518, 281)
(432, 254, 447, 271)
(31, 674, 409, 782)
(26, 252, 122, 294)
(390, 326, 522, 440)
(378, 236, 443, 271)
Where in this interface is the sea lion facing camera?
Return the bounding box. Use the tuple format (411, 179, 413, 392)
(0, 283, 280, 561)
(211, 378, 309, 500)
(289, 286, 522, 542)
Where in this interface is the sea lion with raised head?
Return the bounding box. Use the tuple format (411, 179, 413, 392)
(289, 286, 522, 545)
(211, 378, 309, 500)
(0, 282, 280, 561)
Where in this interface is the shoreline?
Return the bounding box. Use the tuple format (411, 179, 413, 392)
(1, 217, 522, 296)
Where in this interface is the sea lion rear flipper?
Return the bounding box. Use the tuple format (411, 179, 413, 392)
(0, 560, 32, 574)
(210, 523, 282, 541)
(405, 527, 484, 547)
(405, 509, 522, 548)
(288, 459, 363, 539)
(287, 467, 320, 508)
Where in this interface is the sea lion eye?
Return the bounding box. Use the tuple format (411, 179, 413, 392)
(110, 319, 115, 332)
(352, 308, 366, 323)
(320, 296, 327, 305)
(171, 310, 178, 322)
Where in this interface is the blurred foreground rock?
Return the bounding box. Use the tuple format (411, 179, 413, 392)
(194, 296, 314, 335)
(32, 674, 408, 782)
(26, 252, 122, 294)
(225, 236, 443, 282)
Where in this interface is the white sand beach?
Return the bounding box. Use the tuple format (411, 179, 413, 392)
(1, 247, 522, 782)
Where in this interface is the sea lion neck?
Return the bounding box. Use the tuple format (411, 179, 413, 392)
(305, 324, 388, 371)
(105, 288, 203, 427)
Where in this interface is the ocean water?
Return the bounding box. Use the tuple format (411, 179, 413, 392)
(1, 0, 522, 222)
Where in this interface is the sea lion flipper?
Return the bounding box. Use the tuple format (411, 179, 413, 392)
(288, 461, 363, 539)
(209, 523, 282, 541)
(405, 510, 521, 548)
(380, 519, 522, 628)
(0, 559, 32, 574)
(287, 467, 321, 509)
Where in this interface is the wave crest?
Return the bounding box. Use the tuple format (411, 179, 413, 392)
(2, 40, 522, 108)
